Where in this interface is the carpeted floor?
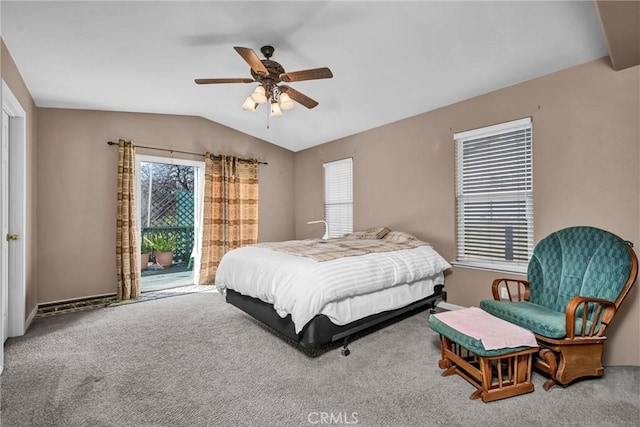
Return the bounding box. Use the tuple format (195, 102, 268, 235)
(1, 292, 638, 427)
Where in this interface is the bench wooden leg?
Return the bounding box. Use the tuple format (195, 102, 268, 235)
(436, 334, 536, 402)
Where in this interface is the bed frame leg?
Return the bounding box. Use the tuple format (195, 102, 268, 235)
(430, 301, 439, 314)
(341, 337, 351, 356)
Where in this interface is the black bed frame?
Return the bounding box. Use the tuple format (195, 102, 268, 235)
(226, 284, 444, 350)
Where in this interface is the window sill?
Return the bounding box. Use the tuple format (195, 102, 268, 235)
(451, 261, 528, 276)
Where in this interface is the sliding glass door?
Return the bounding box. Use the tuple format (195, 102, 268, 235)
(135, 155, 204, 292)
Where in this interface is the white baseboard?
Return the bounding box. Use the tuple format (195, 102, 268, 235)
(24, 304, 38, 334)
(436, 301, 465, 311)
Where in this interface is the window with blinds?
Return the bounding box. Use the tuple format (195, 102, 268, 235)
(324, 158, 353, 238)
(454, 117, 533, 273)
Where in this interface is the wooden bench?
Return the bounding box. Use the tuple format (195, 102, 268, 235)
(428, 308, 538, 402)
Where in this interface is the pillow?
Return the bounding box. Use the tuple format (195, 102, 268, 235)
(382, 231, 420, 243)
(343, 227, 391, 240)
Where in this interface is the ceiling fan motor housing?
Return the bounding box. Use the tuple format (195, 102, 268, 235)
(251, 60, 285, 84)
(251, 48, 285, 98)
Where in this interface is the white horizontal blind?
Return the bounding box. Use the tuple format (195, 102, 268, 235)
(324, 158, 353, 238)
(454, 118, 533, 272)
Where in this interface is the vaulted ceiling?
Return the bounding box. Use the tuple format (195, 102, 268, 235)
(1, 1, 614, 152)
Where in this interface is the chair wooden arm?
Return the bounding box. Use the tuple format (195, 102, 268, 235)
(565, 296, 617, 339)
(491, 279, 530, 301)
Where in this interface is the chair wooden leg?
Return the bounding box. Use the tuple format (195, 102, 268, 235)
(535, 343, 605, 389)
(543, 378, 558, 391)
(555, 343, 604, 385)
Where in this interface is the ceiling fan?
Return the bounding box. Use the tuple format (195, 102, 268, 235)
(195, 45, 333, 116)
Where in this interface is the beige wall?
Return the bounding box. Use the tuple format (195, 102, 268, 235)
(1, 39, 39, 321)
(36, 109, 295, 303)
(4, 34, 639, 365)
(294, 57, 640, 366)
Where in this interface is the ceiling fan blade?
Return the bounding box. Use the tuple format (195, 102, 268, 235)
(280, 85, 319, 109)
(195, 78, 255, 84)
(234, 46, 269, 76)
(279, 67, 333, 83)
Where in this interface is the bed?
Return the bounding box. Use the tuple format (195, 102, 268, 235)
(215, 228, 451, 350)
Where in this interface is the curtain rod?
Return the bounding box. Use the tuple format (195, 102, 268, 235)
(106, 141, 268, 165)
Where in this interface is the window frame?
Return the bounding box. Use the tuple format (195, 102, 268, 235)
(453, 117, 534, 274)
(323, 157, 353, 238)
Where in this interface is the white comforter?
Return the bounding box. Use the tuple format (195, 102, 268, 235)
(215, 243, 451, 333)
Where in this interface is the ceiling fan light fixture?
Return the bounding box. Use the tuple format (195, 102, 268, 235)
(250, 86, 267, 104)
(270, 100, 283, 117)
(279, 92, 295, 110)
(241, 96, 258, 111)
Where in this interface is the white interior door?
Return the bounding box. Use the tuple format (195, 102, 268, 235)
(2, 79, 27, 346)
(1, 110, 9, 374)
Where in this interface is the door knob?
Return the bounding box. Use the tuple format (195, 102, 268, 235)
(6, 234, 19, 241)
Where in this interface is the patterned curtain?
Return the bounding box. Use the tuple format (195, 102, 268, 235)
(198, 154, 259, 284)
(116, 139, 141, 300)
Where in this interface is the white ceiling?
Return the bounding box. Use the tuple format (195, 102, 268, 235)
(1, 1, 608, 152)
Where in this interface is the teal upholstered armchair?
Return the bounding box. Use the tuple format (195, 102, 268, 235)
(480, 226, 638, 390)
